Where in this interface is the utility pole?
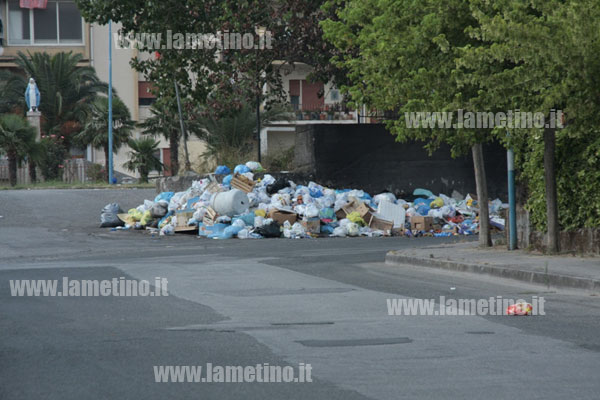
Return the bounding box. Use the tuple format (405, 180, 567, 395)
(108, 20, 114, 184)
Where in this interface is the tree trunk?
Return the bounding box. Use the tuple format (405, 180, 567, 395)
(140, 168, 148, 183)
(169, 129, 179, 176)
(8, 151, 17, 187)
(543, 126, 560, 253)
(472, 143, 492, 247)
(28, 158, 37, 184)
(104, 145, 110, 182)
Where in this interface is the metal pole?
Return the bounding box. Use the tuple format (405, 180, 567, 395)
(108, 20, 114, 184)
(173, 78, 190, 172)
(256, 92, 261, 163)
(507, 146, 517, 250)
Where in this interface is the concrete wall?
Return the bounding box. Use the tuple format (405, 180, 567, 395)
(294, 124, 508, 199)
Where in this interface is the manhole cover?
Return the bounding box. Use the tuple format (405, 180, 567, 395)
(296, 337, 412, 347)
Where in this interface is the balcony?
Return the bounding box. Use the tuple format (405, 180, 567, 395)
(291, 103, 357, 122)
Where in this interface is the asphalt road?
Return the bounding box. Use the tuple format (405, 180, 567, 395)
(1, 189, 599, 399)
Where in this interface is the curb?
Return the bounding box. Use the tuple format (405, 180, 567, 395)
(385, 251, 600, 292)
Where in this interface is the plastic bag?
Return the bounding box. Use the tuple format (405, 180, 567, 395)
(347, 222, 360, 237)
(373, 193, 396, 205)
(215, 165, 231, 175)
(154, 192, 174, 203)
(140, 210, 153, 226)
(346, 211, 366, 226)
(234, 164, 251, 174)
(331, 226, 348, 237)
(100, 212, 124, 228)
(151, 203, 168, 218)
(245, 161, 264, 172)
(255, 221, 281, 238)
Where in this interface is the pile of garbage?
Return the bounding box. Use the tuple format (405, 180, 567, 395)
(100, 161, 507, 239)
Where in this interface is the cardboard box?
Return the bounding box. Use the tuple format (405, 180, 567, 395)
(337, 197, 374, 220)
(174, 210, 197, 232)
(202, 206, 218, 226)
(269, 209, 298, 225)
(410, 216, 434, 232)
(231, 173, 255, 193)
(301, 217, 321, 234)
(369, 215, 394, 233)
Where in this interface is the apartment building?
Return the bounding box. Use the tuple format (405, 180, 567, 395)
(1, 0, 361, 178)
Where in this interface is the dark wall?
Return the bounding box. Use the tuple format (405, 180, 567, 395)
(294, 124, 507, 199)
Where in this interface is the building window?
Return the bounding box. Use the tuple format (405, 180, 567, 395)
(7, 0, 83, 45)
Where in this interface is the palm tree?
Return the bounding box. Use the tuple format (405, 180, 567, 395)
(0, 114, 36, 186)
(76, 96, 135, 177)
(14, 51, 107, 144)
(195, 102, 292, 165)
(0, 70, 27, 114)
(138, 98, 180, 175)
(124, 137, 163, 183)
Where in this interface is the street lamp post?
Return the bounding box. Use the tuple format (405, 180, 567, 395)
(108, 20, 114, 184)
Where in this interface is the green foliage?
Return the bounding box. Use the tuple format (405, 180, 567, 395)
(520, 130, 600, 230)
(264, 147, 295, 172)
(14, 51, 107, 145)
(124, 137, 163, 183)
(86, 163, 106, 183)
(38, 135, 67, 181)
(0, 70, 27, 114)
(75, 95, 135, 164)
(321, 0, 486, 157)
(195, 102, 292, 165)
(75, 1, 342, 117)
(460, 0, 600, 231)
(0, 114, 37, 186)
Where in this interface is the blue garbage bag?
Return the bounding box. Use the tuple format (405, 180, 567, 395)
(208, 224, 244, 239)
(223, 174, 233, 187)
(199, 223, 229, 237)
(416, 205, 431, 216)
(413, 188, 434, 198)
(154, 192, 174, 203)
(233, 213, 255, 227)
(215, 165, 231, 175)
(320, 224, 335, 234)
(234, 164, 251, 174)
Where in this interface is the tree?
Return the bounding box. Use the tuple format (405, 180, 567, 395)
(124, 137, 163, 183)
(321, 0, 494, 246)
(14, 51, 107, 146)
(0, 70, 27, 114)
(76, 96, 135, 177)
(0, 114, 36, 186)
(195, 102, 292, 166)
(460, 0, 600, 251)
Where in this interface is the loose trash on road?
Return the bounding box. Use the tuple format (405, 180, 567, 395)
(100, 161, 507, 239)
(506, 302, 533, 316)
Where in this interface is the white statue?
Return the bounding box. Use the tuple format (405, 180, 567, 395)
(25, 78, 41, 112)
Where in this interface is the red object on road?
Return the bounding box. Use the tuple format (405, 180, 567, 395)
(506, 302, 533, 316)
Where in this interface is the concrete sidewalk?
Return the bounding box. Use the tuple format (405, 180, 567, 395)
(386, 242, 600, 292)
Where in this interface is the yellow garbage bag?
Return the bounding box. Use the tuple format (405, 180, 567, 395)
(140, 210, 153, 226)
(347, 211, 366, 226)
(255, 209, 267, 217)
(430, 197, 444, 209)
(128, 208, 143, 221)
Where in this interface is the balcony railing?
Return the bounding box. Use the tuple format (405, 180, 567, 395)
(291, 103, 357, 121)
